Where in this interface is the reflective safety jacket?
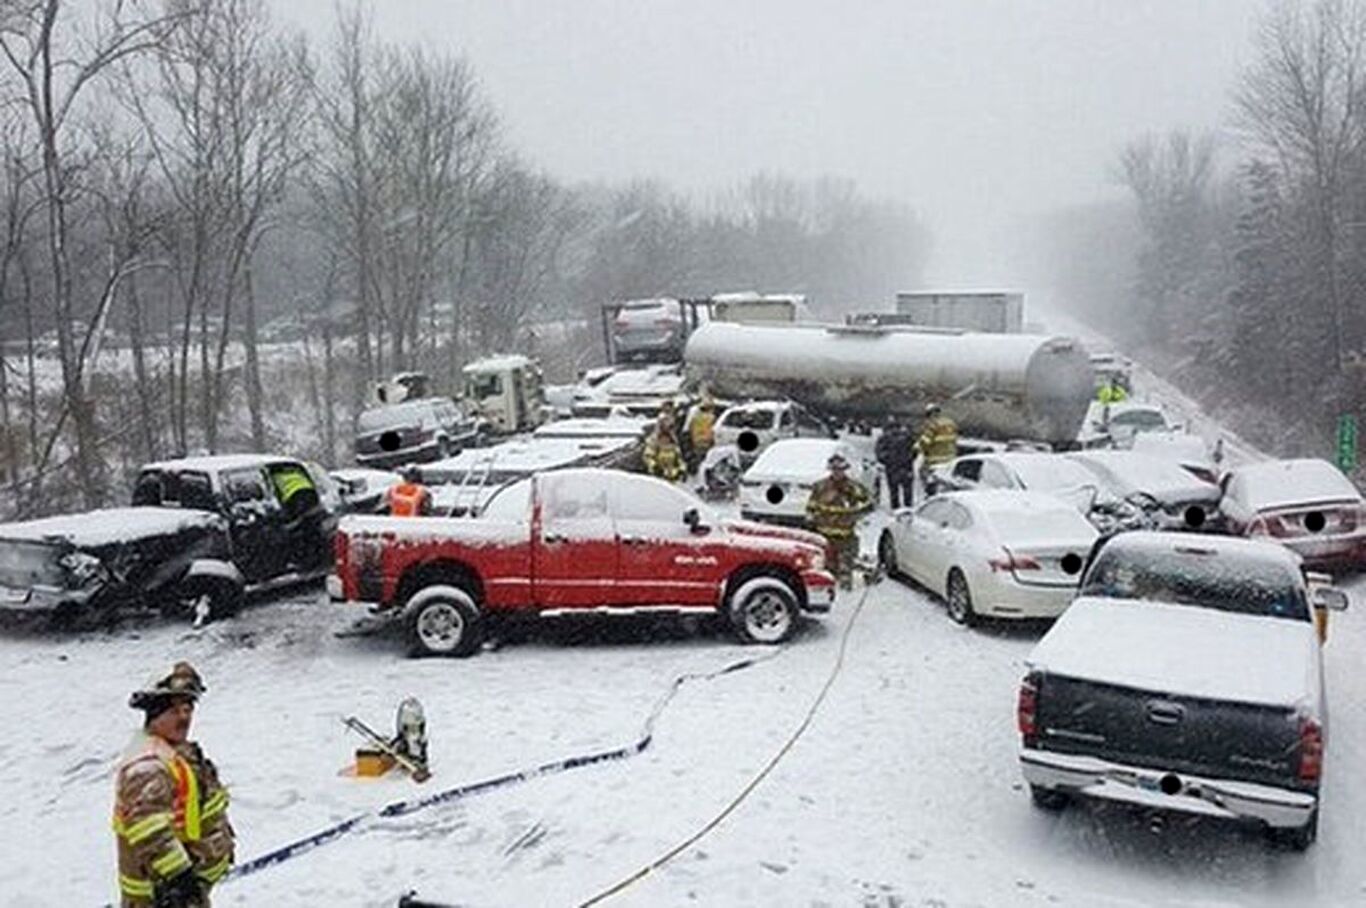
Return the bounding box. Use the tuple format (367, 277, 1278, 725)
(112, 733, 234, 907)
(1097, 383, 1128, 404)
(270, 466, 316, 508)
(643, 428, 685, 481)
(806, 476, 873, 539)
(914, 415, 959, 466)
(388, 482, 432, 517)
(688, 409, 716, 453)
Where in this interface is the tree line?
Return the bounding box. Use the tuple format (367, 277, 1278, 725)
(1044, 0, 1366, 465)
(0, 0, 929, 517)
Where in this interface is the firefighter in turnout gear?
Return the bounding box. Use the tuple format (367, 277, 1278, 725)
(686, 397, 717, 468)
(643, 402, 685, 481)
(1096, 377, 1128, 404)
(806, 452, 873, 590)
(113, 662, 234, 907)
(914, 403, 959, 467)
(387, 466, 433, 517)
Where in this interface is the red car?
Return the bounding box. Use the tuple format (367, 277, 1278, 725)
(331, 468, 836, 656)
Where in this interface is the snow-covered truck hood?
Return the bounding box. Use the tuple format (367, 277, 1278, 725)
(338, 514, 528, 546)
(723, 518, 828, 551)
(1026, 596, 1323, 711)
(0, 507, 225, 548)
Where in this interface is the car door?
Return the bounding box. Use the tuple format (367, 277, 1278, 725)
(611, 474, 722, 606)
(903, 499, 953, 590)
(219, 467, 285, 583)
(939, 501, 977, 583)
(532, 471, 619, 607)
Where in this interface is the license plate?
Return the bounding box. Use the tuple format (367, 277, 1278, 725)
(1136, 775, 1160, 792)
(1, 586, 31, 604)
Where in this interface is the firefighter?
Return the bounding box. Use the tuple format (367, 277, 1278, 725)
(643, 404, 685, 481)
(113, 662, 234, 908)
(806, 452, 873, 590)
(268, 463, 319, 519)
(387, 466, 433, 516)
(686, 397, 717, 469)
(914, 403, 958, 500)
(1097, 377, 1128, 404)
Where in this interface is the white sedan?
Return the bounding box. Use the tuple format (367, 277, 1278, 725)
(877, 490, 1098, 625)
(739, 438, 880, 527)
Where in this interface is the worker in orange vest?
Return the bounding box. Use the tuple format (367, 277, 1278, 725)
(387, 466, 433, 517)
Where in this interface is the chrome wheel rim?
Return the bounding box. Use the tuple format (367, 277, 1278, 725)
(417, 602, 464, 652)
(947, 576, 969, 623)
(743, 590, 792, 642)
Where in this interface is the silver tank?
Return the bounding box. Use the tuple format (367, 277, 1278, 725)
(684, 322, 1095, 446)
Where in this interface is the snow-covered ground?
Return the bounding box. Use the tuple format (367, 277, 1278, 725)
(2, 567, 1363, 907)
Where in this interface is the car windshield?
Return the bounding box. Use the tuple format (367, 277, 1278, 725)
(722, 409, 776, 430)
(1080, 543, 1308, 621)
(0, 539, 67, 589)
(1109, 409, 1167, 430)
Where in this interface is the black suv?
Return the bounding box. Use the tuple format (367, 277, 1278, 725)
(0, 507, 241, 627)
(132, 454, 340, 587)
(354, 398, 483, 469)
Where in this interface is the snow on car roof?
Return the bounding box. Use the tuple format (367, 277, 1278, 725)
(1067, 450, 1212, 495)
(462, 354, 533, 373)
(1230, 458, 1362, 511)
(425, 437, 634, 476)
(141, 453, 292, 473)
(746, 438, 850, 479)
(532, 416, 651, 439)
(0, 507, 222, 547)
(942, 488, 1087, 515)
(1098, 530, 1304, 570)
(722, 400, 790, 414)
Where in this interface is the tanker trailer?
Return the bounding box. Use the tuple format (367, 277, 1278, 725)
(684, 322, 1094, 447)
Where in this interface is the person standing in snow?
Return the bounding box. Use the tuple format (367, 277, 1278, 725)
(806, 452, 873, 590)
(875, 414, 915, 508)
(387, 465, 433, 516)
(112, 662, 234, 908)
(685, 396, 717, 471)
(643, 402, 685, 481)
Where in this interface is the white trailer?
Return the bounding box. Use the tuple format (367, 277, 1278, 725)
(895, 290, 1025, 333)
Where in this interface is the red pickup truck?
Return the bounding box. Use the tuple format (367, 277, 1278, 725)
(331, 468, 836, 656)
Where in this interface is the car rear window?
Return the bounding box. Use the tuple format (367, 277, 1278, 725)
(722, 409, 776, 430)
(1080, 544, 1308, 621)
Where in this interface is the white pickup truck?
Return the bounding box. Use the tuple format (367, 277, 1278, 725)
(1018, 532, 1348, 849)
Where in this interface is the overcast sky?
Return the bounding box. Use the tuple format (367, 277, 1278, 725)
(276, 0, 1263, 285)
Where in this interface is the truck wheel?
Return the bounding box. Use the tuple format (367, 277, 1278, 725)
(945, 570, 977, 627)
(177, 576, 244, 622)
(1029, 784, 1069, 811)
(878, 531, 900, 581)
(406, 586, 481, 658)
(1268, 811, 1318, 851)
(728, 575, 799, 644)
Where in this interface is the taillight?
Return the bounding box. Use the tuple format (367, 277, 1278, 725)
(1299, 717, 1323, 783)
(1017, 674, 1040, 744)
(990, 550, 1041, 572)
(333, 530, 348, 568)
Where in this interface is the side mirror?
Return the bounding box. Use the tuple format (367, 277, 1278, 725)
(1313, 587, 1350, 612)
(683, 507, 705, 532)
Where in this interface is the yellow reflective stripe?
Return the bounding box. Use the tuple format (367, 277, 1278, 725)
(169, 755, 202, 841)
(195, 855, 232, 883)
(119, 811, 173, 845)
(201, 788, 229, 818)
(119, 874, 154, 897)
(151, 846, 192, 878)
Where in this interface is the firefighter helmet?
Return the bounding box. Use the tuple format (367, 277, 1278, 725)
(827, 453, 850, 471)
(129, 661, 206, 711)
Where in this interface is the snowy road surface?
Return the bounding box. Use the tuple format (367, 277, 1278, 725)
(2, 570, 1363, 907)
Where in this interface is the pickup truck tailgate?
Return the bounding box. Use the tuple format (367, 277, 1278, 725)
(1033, 674, 1306, 790)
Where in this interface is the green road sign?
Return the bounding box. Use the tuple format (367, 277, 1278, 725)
(1338, 414, 1358, 472)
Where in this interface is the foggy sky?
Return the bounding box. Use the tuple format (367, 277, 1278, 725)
(276, 0, 1261, 286)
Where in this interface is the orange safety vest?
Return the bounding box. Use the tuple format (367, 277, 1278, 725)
(389, 482, 431, 517)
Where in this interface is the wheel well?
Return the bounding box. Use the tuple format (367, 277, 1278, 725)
(724, 563, 805, 610)
(396, 559, 483, 607)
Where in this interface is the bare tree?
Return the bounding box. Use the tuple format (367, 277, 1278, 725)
(0, 0, 186, 505)
(1235, 0, 1366, 365)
